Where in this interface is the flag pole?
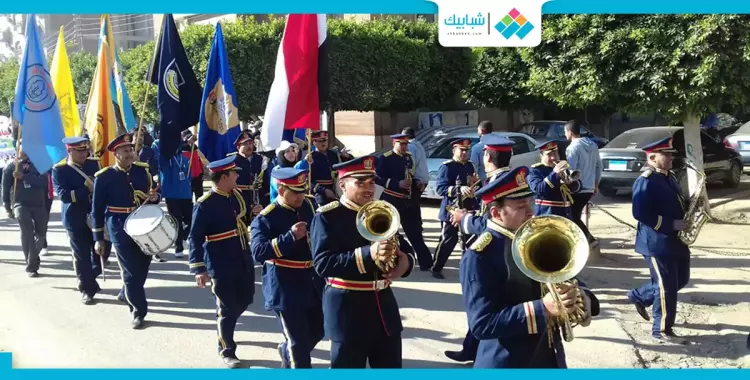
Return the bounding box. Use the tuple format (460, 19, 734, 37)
(306, 128, 312, 193)
(10, 115, 21, 209)
(187, 124, 196, 175)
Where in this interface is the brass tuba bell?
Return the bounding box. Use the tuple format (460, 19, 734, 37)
(356, 200, 401, 272)
(511, 214, 590, 344)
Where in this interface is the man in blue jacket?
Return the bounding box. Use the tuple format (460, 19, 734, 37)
(153, 136, 193, 259)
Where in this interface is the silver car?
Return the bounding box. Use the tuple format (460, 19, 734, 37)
(724, 121, 750, 168)
(422, 131, 542, 200)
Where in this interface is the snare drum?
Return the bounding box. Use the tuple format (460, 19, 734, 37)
(124, 205, 179, 255)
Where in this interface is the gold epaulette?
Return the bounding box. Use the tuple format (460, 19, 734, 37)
(531, 162, 544, 168)
(405, 151, 412, 155)
(317, 201, 340, 213)
(383, 151, 393, 157)
(226, 152, 238, 157)
(305, 194, 315, 199)
(641, 169, 653, 178)
(53, 161, 67, 168)
(442, 159, 453, 165)
(197, 192, 212, 204)
(95, 166, 111, 177)
(133, 161, 150, 168)
(259, 203, 276, 216)
(469, 232, 492, 252)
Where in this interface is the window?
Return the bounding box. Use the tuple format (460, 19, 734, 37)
(508, 136, 533, 155)
(429, 137, 480, 159)
(520, 123, 550, 136)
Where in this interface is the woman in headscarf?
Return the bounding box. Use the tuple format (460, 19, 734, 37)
(269, 141, 300, 204)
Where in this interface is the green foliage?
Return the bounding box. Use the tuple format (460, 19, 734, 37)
(0, 59, 19, 115)
(463, 47, 537, 109)
(68, 49, 97, 105)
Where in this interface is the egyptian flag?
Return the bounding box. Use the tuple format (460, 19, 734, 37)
(260, 14, 329, 151)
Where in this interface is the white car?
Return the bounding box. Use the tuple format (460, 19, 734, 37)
(422, 131, 542, 200)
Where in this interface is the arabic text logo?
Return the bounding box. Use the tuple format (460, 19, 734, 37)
(495, 8, 534, 40)
(443, 13, 487, 36)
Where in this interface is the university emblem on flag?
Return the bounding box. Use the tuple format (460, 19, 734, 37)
(205, 79, 239, 135)
(164, 59, 185, 102)
(24, 64, 57, 112)
(364, 158, 374, 169)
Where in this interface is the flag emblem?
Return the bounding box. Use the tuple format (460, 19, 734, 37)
(165, 59, 184, 102)
(24, 64, 56, 112)
(516, 171, 526, 186)
(205, 79, 239, 135)
(364, 157, 374, 170)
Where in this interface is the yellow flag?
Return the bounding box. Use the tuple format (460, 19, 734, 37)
(84, 40, 117, 167)
(50, 26, 81, 137)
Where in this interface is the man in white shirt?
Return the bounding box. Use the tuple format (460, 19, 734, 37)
(403, 127, 429, 234)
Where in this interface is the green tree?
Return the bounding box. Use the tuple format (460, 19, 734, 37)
(0, 59, 19, 115)
(67, 49, 97, 105)
(462, 47, 538, 110)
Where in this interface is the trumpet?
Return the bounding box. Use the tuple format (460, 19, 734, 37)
(356, 200, 401, 272)
(511, 214, 590, 345)
(554, 160, 581, 185)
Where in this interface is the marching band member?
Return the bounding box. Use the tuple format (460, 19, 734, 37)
(449, 135, 515, 242)
(295, 131, 339, 207)
(431, 138, 478, 280)
(527, 140, 581, 218)
(189, 156, 255, 368)
(229, 131, 263, 224)
(92, 133, 161, 329)
(627, 136, 691, 345)
(444, 134, 514, 364)
(460, 167, 600, 368)
(250, 167, 324, 368)
(375, 134, 432, 271)
(310, 155, 416, 368)
(52, 136, 103, 304)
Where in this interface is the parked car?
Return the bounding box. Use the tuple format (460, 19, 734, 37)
(421, 131, 541, 200)
(598, 126, 743, 197)
(723, 121, 750, 167)
(519, 120, 609, 148)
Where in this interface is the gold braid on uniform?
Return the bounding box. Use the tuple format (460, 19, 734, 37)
(232, 189, 249, 250)
(559, 184, 574, 205)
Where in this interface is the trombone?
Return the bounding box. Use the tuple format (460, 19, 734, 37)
(511, 215, 590, 345)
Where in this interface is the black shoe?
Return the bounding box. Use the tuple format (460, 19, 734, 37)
(444, 350, 473, 363)
(277, 343, 289, 368)
(627, 292, 650, 321)
(222, 356, 242, 369)
(27, 271, 39, 278)
(419, 267, 431, 272)
(152, 255, 166, 263)
(81, 293, 94, 305)
(131, 316, 145, 330)
(431, 271, 445, 280)
(652, 332, 687, 345)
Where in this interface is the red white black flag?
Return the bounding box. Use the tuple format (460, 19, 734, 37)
(260, 14, 329, 150)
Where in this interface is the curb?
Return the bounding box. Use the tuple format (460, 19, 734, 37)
(709, 189, 750, 208)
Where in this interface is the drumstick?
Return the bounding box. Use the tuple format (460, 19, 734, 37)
(100, 255, 106, 282)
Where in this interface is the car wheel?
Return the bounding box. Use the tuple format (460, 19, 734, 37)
(724, 161, 742, 188)
(599, 187, 618, 197)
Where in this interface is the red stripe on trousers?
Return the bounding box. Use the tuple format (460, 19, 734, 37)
(282, 14, 322, 131)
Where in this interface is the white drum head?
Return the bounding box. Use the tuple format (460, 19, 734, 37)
(125, 205, 165, 236)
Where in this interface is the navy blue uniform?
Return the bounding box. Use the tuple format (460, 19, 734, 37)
(628, 167, 691, 337)
(375, 150, 432, 269)
(53, 157, 103, 297)
(229, 151, 263, 222)
(92, 161, 159, 320)
(310, 197, 416, 368)
(189, 187, 255, 358)
(250, 197, 324, 368)
(296, 149, 341, 207)
(527, 163, 578, 218)
(432, 158, 477, 274)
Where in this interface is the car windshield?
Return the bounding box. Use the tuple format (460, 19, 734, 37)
(522, 123, 557, 136)
(429, 137, 480, 159)
(606, 128, 680, 149)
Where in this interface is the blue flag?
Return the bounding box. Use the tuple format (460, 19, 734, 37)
(148, 14, 202, 160)
(13, 14, 66, 173)
(198, 23, 241, 162)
